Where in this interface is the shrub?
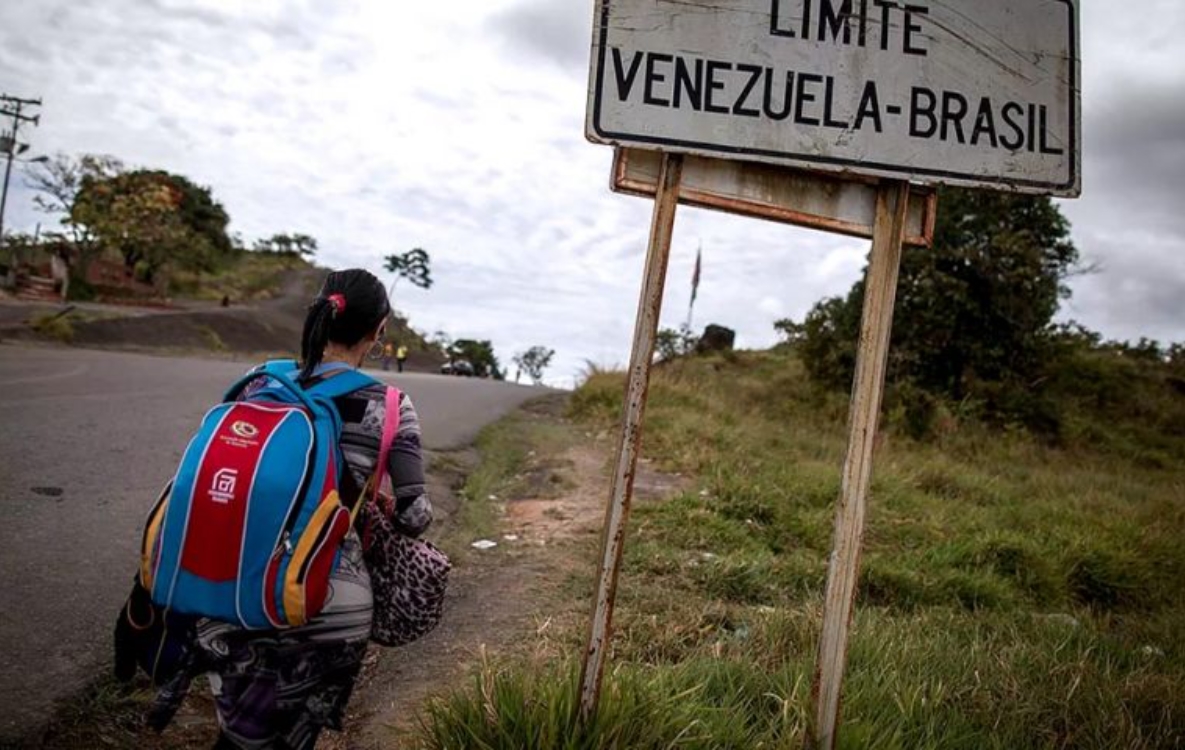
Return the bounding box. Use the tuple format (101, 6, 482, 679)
(783, 187, 1081, 432)
(31, 312, 75, 343)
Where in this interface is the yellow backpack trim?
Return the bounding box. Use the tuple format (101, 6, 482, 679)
(140, 492, 169, 590)
(282, 490, 342, 625)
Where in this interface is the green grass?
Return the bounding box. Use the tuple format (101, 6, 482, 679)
(413, 350, 1185, 749)
(442, 394, 577, 552)
(417, 609, 1181, 749)
(417, 657, 807, 750)
(197, 324, 227, 351)
(168, 251, 309, 302)
(30, 311, 75, 342)
(21, 673, 167, 749)
(30, 309, 128, 343)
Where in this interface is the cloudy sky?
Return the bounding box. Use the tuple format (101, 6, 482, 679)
(1, 0, 1182, 385)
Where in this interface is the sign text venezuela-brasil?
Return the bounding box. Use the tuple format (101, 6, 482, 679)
(578, 2, 1080, 748)
(588, 0, 1080, 196)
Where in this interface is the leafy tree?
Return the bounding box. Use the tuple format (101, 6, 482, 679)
(157, 172, 233, 265)
(429, 330, 452, 354)
(773, 317, 804, 345)
(71, 171, 185, 282)
(23, 154, 234, 290)
(0, 232, 40, 269)
(1169, 343, 1185, 370)
(71, 170, 232, 282)
(450, 338, 503, 380)
(775, 295, 863, 388)
(23, 153, 124, 267)
(1107, 337, 1167, 363)
(655, 324, 697, 362)
(253, 233, 317, 258)
(784, 187, 1079, 423)
(384, 248, 433, 296)
(513, 346, 555, 384)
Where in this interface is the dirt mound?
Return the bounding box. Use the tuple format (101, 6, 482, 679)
(72, 308, 299, 355)
(4, 268, 447, 370)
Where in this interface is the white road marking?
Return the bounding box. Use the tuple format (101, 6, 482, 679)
(0, 364, 89, 388)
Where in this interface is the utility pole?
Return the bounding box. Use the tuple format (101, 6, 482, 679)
(0, 94, 42, 260)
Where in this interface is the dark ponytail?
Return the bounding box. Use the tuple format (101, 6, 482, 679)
(299, 269, 390, 382)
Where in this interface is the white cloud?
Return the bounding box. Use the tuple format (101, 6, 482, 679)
(2, 0, 1183, 388)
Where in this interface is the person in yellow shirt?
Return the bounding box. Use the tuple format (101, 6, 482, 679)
(395, 344, 409, 373)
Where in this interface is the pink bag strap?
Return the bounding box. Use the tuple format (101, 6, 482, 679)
(372, 385, 402, 509)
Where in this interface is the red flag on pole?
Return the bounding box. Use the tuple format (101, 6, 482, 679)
(690, 244, 702, 304)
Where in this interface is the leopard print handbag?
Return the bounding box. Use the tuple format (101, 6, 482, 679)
(363, 496, 451, 647)
(362, 385, 451, 647)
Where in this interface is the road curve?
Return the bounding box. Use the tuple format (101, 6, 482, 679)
(0, 344, 552, 740)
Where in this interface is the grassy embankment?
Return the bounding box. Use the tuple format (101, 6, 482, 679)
(174, 251, 439, 356)
(414, 350, 1185, 749)
(168, 251, 310, 302)
(29, 309, 128, 343)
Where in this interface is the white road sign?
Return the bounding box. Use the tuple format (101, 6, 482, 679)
(587, 0, 1080, 196)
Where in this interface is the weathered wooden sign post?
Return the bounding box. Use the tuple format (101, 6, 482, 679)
(578, 1, 1080, 746)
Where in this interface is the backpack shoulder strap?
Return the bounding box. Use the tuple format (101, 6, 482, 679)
(372, 385, 402, 504)
(355, 385, 402, 536)
(226, 361, 377, 405)
(222, 359, 316, 411)
(306, 369, 381, 400)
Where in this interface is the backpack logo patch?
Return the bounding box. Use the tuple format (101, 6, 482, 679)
(209, 467, 238, 504)
(231, 420, 259, 439)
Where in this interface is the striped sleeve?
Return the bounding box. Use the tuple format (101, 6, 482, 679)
(334, 384, 432, 538)
(387, 393, 432, 537)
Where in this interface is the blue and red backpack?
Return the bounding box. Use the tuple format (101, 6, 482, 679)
(139, 360, 377, 629)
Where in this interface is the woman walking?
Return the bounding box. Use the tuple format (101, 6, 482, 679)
(126, 269, 432, 749)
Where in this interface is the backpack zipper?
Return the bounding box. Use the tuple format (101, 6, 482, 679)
(294, 508, 343, 584)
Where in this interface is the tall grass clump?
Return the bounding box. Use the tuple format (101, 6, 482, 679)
(416, 658, 808, 750)
(31, 311, 76, 343)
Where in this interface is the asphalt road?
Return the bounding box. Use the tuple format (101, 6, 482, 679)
(0, 344, 550, 740)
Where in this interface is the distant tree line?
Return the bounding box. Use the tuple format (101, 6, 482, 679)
(775, 187, 1184, 439)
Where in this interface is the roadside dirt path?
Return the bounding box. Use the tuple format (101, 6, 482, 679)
(340, 403, 688, 748)
(342, 400, 614, 748)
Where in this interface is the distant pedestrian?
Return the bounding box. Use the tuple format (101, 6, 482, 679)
(50, 249, 70, 302)
(382, 341, 394, 371)
(396, 344, 408, 373)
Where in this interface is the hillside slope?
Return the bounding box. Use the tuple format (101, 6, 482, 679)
(6, 265, 444, 369)
(412, 349, 1185, 748)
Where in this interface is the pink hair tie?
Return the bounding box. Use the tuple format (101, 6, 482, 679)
(326, 293, 347, 315)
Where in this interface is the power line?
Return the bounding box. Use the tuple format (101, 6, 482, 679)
(0, 94, 43, 258)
